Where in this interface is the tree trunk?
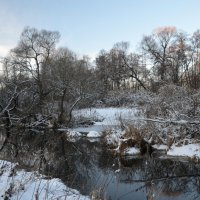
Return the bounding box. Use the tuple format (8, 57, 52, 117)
(66, 96, 82, 126)
(58, 88, 67, 124)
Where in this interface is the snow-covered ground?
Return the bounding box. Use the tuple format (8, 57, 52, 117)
(71, 107, 140, 138)
(73, 107, 140, 126)
(0, 160, 90, 200)
(167, 143, 200, 158)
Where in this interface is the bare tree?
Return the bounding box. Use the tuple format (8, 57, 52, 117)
(141, 26, 177, 82)
(96, 42, 148, 91)
(11, 27, 60, 112)
(190, 30, 200, 88)
(47, 48, 77, 124)
(48, 48, 96, 125)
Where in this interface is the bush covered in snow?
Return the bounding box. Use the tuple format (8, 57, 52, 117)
(97, 85, 200, 148)
(135, 85, 200, 144)
(101, 89, 154, 107)
(145, 85, 200, 120)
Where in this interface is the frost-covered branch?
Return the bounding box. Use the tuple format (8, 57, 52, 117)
(136, 118, 200, 125)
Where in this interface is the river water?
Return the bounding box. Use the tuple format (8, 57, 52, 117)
(0, 128, 200, 200)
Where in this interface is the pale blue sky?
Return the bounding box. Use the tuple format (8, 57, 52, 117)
(1, 0, 200, 59)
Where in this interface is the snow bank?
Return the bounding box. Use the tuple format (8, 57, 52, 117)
(167, 144, 200, 158)
(0, 160, 90, 200)
(153, 144, 168, 151)
(66, 130, 82, 137)
(125, 147, 140, 155)
(87, 131, 102, 138)
(73, 107, 140, 126)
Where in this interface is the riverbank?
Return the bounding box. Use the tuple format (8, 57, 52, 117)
(0, 128, 199, 200)
(68, 107, 200, 160)
(0, 160, 90, 200)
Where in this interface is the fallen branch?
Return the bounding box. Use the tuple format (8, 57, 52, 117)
(130, 174, 200, 183)
(136, 118, 200, 125)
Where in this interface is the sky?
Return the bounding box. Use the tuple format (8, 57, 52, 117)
(1, 0, 200, 65)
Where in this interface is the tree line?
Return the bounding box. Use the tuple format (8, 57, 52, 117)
(0, 26, 200, 127)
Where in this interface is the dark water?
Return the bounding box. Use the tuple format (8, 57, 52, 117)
(0, 128, 200, 200)
(71, 124, 120, 134)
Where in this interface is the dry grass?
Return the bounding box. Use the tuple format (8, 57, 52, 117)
(90, 188, 106, 200)
(123, 125, 143, 141)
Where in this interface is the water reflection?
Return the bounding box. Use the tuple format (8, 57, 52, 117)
(0, 128, 200, 200)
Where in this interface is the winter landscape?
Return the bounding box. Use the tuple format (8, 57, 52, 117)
(1, 1, 200, 200)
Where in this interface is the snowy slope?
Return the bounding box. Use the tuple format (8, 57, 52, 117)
(0, 160, 90, 200)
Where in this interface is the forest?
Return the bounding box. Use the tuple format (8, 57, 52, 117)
(1, 26, 200, 129)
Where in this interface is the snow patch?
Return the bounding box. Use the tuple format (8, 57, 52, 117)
(87, 131, 102, 138)
(125, 147, 140, 155)
(153, 144, 168, 150)
(67, 130, 82, 137)
(167, 144, 200, 158)
(73, 107, 140, 126)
